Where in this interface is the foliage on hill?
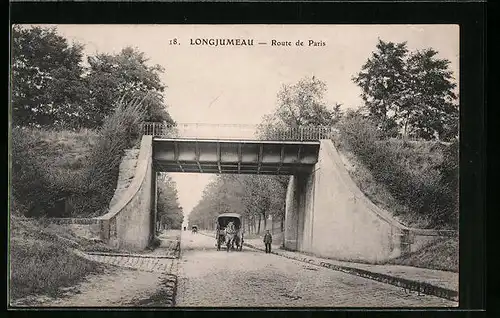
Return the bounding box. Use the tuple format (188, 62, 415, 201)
(11, 26, 89, 128)
(86, 47, 174, 127)
(12, 95, 149, 218)
(11, 127, 96, 217)
(335, 112, 458, 229)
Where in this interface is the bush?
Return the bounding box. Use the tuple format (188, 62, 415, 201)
(70, 94, 147, 216)
(337, 114, 458, 229)
(385, 237, 458, 272)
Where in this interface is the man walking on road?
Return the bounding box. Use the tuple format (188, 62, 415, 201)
(263, 230, 272, 253)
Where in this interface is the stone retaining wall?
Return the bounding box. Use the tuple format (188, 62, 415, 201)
(44, 218, 101, 240)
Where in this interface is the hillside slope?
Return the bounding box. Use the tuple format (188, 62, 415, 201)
(383, 236, 458, 272)
(333, 137, 451, 229)
(27, 128, 98, 173)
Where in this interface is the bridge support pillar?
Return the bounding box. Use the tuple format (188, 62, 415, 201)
(284, 172, 313, 251)
(284, 175, 299, 250)
(150, 170, 157, 243)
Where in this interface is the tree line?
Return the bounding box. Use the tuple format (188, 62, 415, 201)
(11, 25, 174, 129)
(188, 174, 287, 234)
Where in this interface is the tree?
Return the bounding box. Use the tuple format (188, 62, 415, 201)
(353, 39, 458, 141)
(331, 103, 344, 125)
(86, 47, 175, 127)
(156, 174, 183, 230)
(11, 25, 89, 128)
(188, 177, 226, 230)
(238, 175, 285, 233)
(259, 76, 339, 130)
(403, 49, 458, 140)
(11, 26, 174, 130)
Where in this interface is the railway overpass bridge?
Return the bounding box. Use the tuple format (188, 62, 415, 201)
(95, 123, 449, 262)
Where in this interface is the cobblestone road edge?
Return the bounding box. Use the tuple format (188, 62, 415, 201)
(199, 232, 458, 302)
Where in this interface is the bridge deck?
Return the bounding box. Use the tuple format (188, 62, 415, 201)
(152, 138, 320, 175)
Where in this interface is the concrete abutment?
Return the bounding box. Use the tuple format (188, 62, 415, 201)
(97, 135, 157, 251)
(284, 140, 418, 262)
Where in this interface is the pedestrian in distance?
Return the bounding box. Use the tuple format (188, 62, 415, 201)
(263, 230, 272, 254)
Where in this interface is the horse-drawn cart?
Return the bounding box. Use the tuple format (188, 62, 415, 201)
(216, 213, 244, 252)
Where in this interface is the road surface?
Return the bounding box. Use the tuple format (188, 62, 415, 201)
(175, 231, 456, 307)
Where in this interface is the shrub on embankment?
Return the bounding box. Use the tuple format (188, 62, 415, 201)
(383, 236, 458, 272)
(70, 96, 146, 217)
(334, 113, 458, 230)
(11, 96, 146, 218)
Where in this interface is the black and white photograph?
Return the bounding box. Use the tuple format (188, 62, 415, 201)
(9, 24, 460, 308)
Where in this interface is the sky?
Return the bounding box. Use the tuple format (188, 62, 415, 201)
(31, 24, 459, 225)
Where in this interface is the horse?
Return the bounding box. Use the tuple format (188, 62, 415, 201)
(224, 221, 237, 252)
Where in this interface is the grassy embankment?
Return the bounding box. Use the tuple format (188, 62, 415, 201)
(9, 215, 109, 300)
(383, 236, 458, 272)
(10, 128, 110, 300)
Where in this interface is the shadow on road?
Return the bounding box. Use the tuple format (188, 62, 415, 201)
(180, 245, 252, 253)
